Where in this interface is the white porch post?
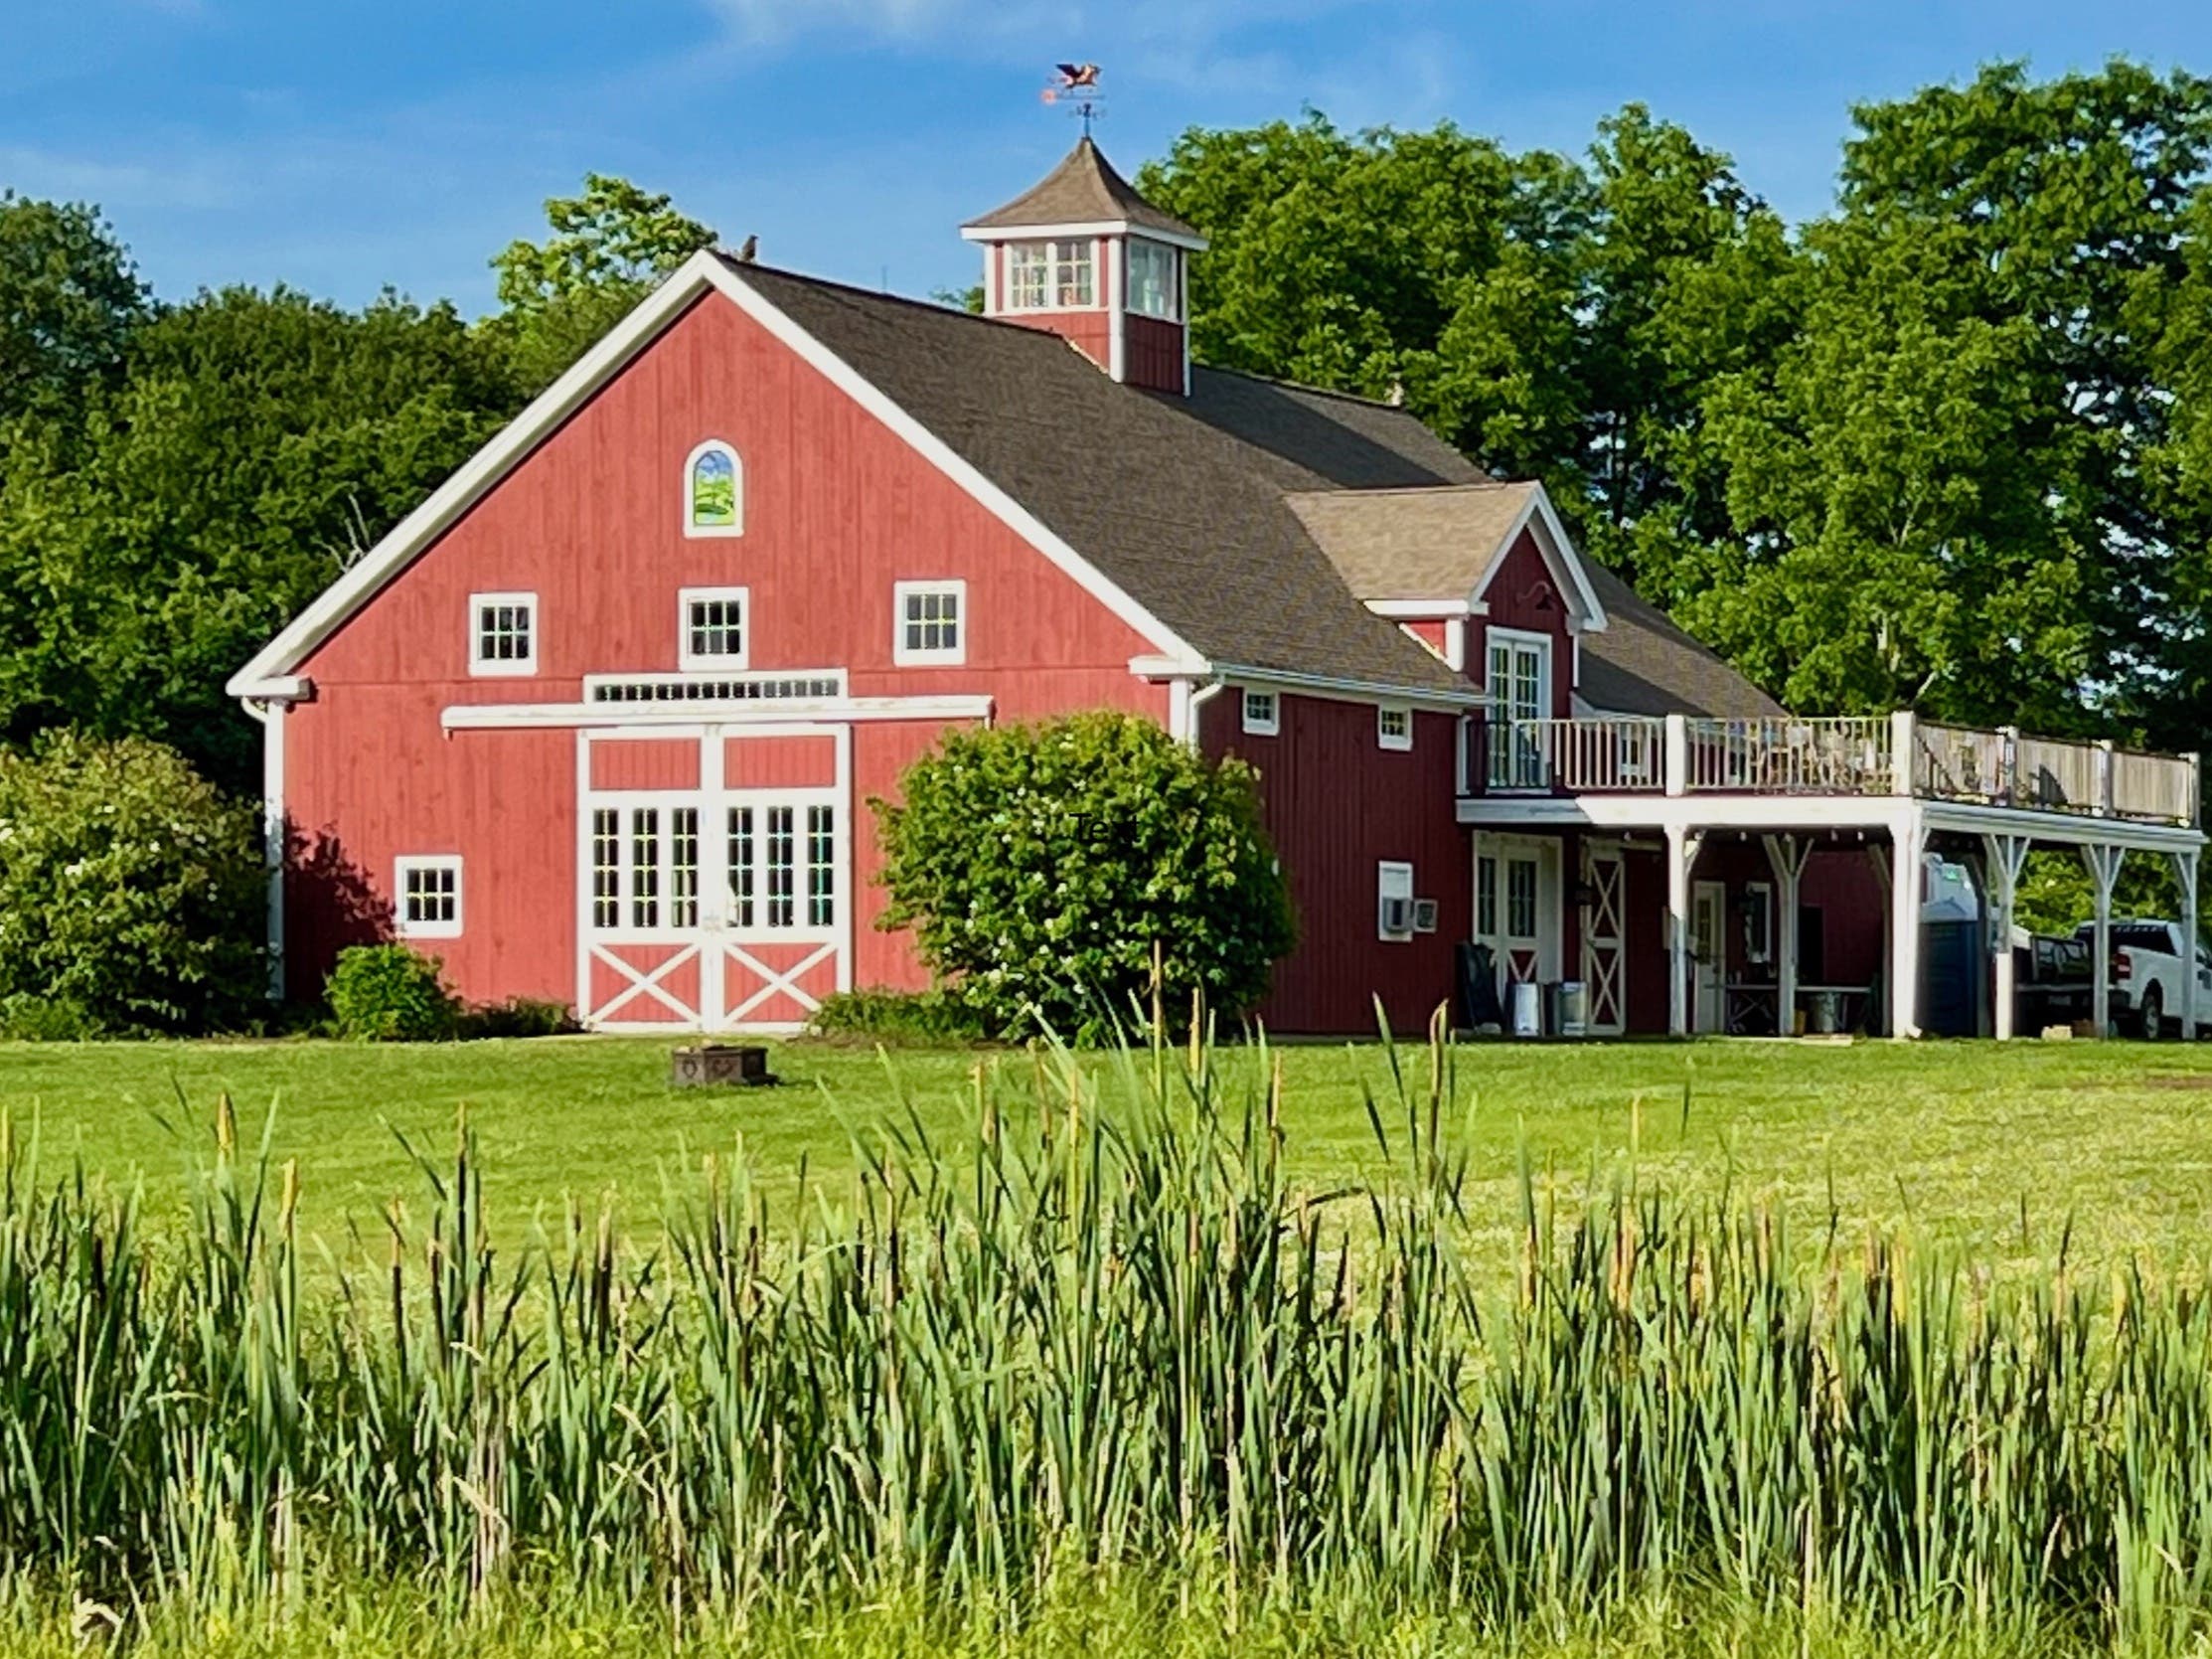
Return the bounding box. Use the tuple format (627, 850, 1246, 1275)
(2083, 843, 2126, 1039)
(1981, 832, 2031, 1041)
(1762, 833, 1811, 1037)
(2177, 849, 2202, 1040)
(1888, 809, 1926, 1039)
(1664, 823, 1703, 1037)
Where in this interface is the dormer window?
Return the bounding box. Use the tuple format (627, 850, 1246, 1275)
(1127, 241, 1180, 320)
(685, 440, 742, 537)
(1007, 240, 1093, 309)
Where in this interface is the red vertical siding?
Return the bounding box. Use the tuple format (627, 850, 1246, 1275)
(281, 291, 1161, 1009)
(1205, 692, 1468, 1036)
(999, 308, 1112, 372)
(1124, 314, 1185, 393)
(591, 740, 701, 791)
(724, 735, 837, 788)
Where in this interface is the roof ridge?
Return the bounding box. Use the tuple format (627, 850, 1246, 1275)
(1194, 363, 1411, 413)
(1285, 480, 1526, 501)
(717, 254, 1069, 342)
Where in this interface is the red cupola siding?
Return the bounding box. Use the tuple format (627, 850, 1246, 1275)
(961, 137, 1203, 396)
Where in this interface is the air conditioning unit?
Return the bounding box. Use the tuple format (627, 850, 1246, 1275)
(1380, 896, 1414, 937)
(1411, 898, 1441, 934)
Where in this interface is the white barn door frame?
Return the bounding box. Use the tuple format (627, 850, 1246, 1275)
(574, 722, 854, 1032)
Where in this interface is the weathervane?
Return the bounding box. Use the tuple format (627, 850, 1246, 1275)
(1041, 63, 1105, 137)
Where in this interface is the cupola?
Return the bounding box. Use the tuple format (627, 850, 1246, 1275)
(961, 136, 1206, 396)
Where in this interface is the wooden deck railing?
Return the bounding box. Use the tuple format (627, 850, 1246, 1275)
(1466, 711, 2199, 826)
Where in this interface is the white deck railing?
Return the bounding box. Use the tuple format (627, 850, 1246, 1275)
(1484, 716, 1664, 793)
(1467, 711, 2199, 826)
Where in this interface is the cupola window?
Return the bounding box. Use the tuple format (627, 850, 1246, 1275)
(1007, 240, 1094, 309)
(1127, 241, 1180, 320)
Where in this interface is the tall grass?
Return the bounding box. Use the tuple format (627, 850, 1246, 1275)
(0, 1029, 2208, 1652)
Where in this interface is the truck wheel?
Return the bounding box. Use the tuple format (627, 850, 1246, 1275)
(2139, 985, 2167, 1041)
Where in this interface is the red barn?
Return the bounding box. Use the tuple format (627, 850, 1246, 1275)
(234, 140, 2202, 1039)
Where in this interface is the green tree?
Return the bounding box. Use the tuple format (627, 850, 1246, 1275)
(0, 191, 148, 427)
(486, 173, 716, 395)
(0, 732, 262, 1034)
(0, 287, 520, 791)
(873, 713, 1295, 1039)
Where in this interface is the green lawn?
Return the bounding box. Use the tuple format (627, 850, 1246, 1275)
(2, 1033, 2209, 1273)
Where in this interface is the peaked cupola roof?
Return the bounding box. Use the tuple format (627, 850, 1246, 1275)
(962, 136, 1202, 242)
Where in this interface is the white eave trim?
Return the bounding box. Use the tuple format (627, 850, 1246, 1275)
(1129, 653, 1482, 713)
(1364, 598, 1471, 619)
(1469, 484, 1609, 636)
(443, 694, 996, 733)
(961, 220, 1209, 253)
(231, 249, 1199, 699)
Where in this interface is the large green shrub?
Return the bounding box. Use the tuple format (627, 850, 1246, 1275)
(0, 733, 262, 1034)
(325, 944, 460, 1041)
(873, 712, 1295, 1038)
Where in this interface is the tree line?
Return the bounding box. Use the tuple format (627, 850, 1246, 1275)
(1, 60, 2204, 999)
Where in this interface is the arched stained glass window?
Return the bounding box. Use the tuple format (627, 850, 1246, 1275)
(685, 440, 742, 537)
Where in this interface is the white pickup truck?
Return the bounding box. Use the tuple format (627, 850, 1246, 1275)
(2072, 919, 2212, 1039)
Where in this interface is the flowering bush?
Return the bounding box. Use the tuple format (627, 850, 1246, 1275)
(872, 712, 1295, 1040)
(0, 733, 263, 1034)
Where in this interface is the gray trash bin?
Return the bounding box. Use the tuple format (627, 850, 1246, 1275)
(1557, 980, 1588, 1038)
(1508, 980, 1542, 1038)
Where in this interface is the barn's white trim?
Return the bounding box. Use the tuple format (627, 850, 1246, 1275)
(1471, 486, 1609, 635)
(1130, 654, 1484, 713)
(444, 694, 995, 733)
(229, 249, 1198, 701)
(961, 219, 1210, 253)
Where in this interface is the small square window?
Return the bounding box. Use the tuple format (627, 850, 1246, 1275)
(1241, 690, 1279, 736)
(679, 587, 748, 669)
(395, 856, 462, 939)
(894, 581, 966, 665)
(1377, 705, 1413, 750)
(469, 592, 538, 677)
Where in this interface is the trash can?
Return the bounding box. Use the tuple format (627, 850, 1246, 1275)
(1556, 980, 1588, 1038)
(1508, 980, 1542, 1038)
(1809, 989, 1839, 1036)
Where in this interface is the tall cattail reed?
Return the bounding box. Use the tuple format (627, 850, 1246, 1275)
(0, 1035, 2205, 1652)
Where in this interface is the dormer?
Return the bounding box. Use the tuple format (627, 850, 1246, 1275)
(961, 136, 1207, 396)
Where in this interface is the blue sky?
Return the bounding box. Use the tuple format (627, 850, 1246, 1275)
(7, 0, 2212, 315)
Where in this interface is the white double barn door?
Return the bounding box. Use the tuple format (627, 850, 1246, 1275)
(579, 728, 850, 1030)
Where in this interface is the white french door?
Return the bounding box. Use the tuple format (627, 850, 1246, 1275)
(579, 728, 850, 1030)
(1475, 835, 1560, 995)
(1486, 629, 1554, 790)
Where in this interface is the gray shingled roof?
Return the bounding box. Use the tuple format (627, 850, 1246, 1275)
(1577, 565, 1784, 719)
(732, 260, 1470, 694)
(1285, 483, 1537, 601)
(962, 137, 1202, 241)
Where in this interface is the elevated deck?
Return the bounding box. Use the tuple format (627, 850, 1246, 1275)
(1461, 712, 2199, 847)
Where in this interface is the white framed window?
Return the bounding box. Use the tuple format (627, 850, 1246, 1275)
(679, 586, 749, 669)
(469, 591, 538, 677)
(893, 581, 966, 665)
(1126, 240, 1180, 320)
(1241, 689, 1279, 736)
(684, 439, 743, 537)
(1745, 881, 1775, 964)
(395, 856, 462, 939)
(1006, 239, 1094, 309)
(1377, 705, 1413, 750)
(1378, 860, 1415, 943)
